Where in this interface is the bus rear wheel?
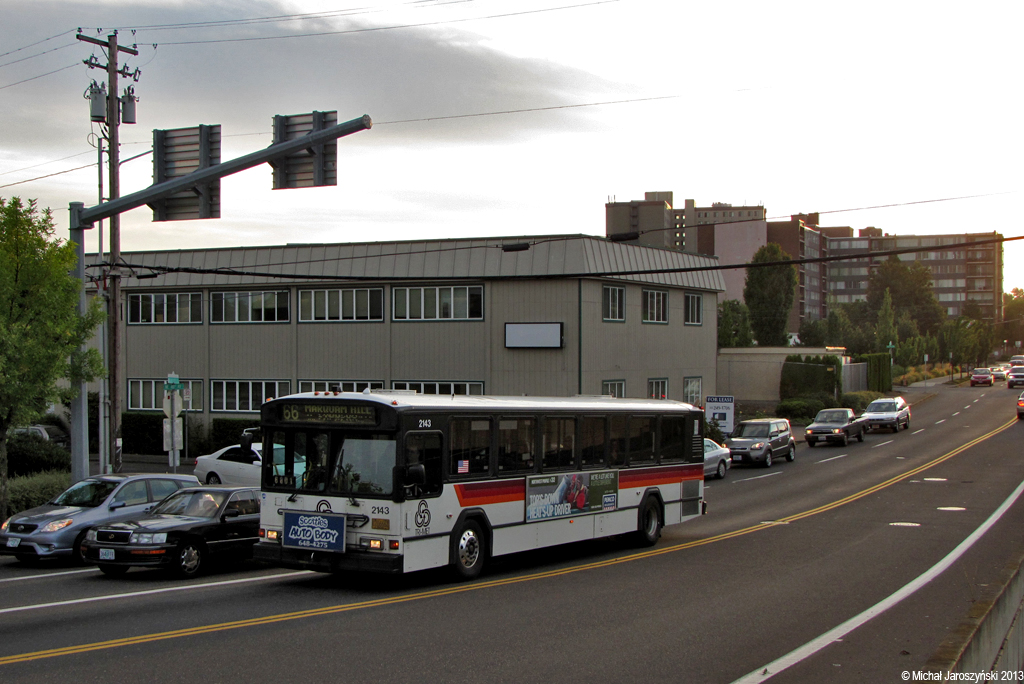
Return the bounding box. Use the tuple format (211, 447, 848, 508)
(635, 497, 662, 547)
(451, 520, 485, 580)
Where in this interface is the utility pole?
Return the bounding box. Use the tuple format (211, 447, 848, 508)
(78, 31, 139, 472)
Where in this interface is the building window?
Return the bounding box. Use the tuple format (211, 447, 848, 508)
(392, 381, 483, 395)
(211, 291, 289, 323)
(603, 285, 625, 321)
(602, 380, 625, 398)
(683, 377, 702, 406)
(129, 379, 203, 411)
(684, 292, 702, 325)
(393, 286, 483, 321)
(299, 380, 384, 393)
(212, 380, 290, 412)
(648, 378, 668, 399)
(298, 289, 384, 322)
(642, 290, 668, 323)
(128, 293, 202, 324)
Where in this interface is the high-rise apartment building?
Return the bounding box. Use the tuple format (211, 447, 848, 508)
(824, 228, 1004, 323)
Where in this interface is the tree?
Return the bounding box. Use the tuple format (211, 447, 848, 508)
(797, 318, 827, 347)
(743, 243, 796, 347)
(717, 299, 754, 348)
(875, 288, 898, 354)
(866, 256, 946, 335)
(0, 197, 104, 520)
(1003, 289, 1024, 357)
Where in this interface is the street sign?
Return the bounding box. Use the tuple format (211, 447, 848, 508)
(163, 390, 182, 417)
(163, 418, 183, 454)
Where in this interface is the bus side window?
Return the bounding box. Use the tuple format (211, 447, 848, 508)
(660, 416, 686, 463)
(628, 415, 656, 464)
(609, 415, 627, 467)
(498, 417, 535, 474)
(406, 433, 442, 496)
(450, 418, 491, 477)
(579, 416, 606, 469)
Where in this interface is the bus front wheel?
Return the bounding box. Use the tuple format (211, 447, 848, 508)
(635, 498, 662, 547)
(451, 520, 485, 580)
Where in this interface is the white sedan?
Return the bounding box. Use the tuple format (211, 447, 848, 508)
(193, 444, 264, 486)
(703, 438, 731, 480)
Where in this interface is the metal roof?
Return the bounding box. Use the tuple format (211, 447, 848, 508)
(88, 235, 725, 292)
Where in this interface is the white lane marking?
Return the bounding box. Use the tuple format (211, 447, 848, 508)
(0, 568, 97, 584)
(734, 472, 782, 483)
(924, 478, 947, 482)
(974, 399, 980, 403)
(935, 419, 946, 424)
(0, 570, 312, 616)
(912, 429, 925, 435)
(953, 412, 960, 416)
(889, 522, 921, 527)
(871, 440, 894, 449)
(731, 477, 1024, 683)
(815, 454, 847, 464)
(938, 507, 966, 511)
(964, 405, 972, 410)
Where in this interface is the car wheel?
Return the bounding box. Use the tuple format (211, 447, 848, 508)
(841, 432, 849, 447)
(763, 452, 772, 468)
(806, 439, 816, 448)
(99, 564, 129, 577)
(904, 417, 910, 430)
(716, 460, 727, 480)
(206, 473, 222, 485)
(635, 497, 662, 547)
(450, 520, 486, 580)
(72, 531, 88, 566)
(175, 541, 205, 578)
(857, 430, 864, 442)
(786, 444, 795, 462)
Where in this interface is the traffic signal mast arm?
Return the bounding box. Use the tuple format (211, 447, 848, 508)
(75, 114, 372, 227)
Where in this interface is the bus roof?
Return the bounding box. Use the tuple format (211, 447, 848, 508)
(268, 391, 699, 413)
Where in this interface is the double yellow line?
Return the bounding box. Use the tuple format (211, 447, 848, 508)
(1, 417, 1018, 666)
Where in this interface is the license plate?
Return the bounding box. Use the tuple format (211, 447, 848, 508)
(99, 548, 115, 560)
(6, 538, 20, 548)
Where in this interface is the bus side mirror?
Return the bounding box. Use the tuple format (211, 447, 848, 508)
(406, 464, 426, 487)
(240, 431, 254, 453)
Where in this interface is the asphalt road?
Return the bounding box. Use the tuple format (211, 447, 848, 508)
(1, 381, 1021, 683)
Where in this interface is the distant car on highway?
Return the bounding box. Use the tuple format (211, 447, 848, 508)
(970, 368, 994, 387)
(1017, 391, 1024, 420)
(1010, 355, 1024, 367)
(804, 408, 868, 447)
(862, 397, 911, 432)
(0, 473, 200, 564)
(702, 438, 731, 479)
(992, 366, 1008, 381)
(1008, 368, 1024, 389)
(82, 486, 261, 578)
(726, 419, 796, 468)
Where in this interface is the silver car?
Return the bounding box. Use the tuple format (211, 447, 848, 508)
(0, 473, 199, 563)
(726, 419, 796, 468)
(862, 396, 911, 432)
(703, 438, 731, 480)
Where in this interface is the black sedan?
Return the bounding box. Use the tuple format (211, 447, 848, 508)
(81, 486, 261, 578)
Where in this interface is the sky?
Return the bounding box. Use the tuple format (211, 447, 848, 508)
(2, 0, 1022, 293)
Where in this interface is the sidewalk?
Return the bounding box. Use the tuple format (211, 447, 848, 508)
(89, 453, 196, 477)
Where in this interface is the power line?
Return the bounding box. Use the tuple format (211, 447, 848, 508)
(0, 42, 77, 70)
(0, 63, 78, 91)
(0, 28, 76, 59)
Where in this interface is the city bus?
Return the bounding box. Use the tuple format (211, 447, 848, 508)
(253, 391, 706, 579)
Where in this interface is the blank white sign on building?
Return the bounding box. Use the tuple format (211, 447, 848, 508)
(505, 323, 563, 349)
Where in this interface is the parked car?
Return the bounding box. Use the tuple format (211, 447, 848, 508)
(702, 438, 731, 479)
(1008, 368, 1024, 389)
(970, 368, 994, 387)
(11, 424, 70, 450)
(862, 396, 911, 432)
(726, 419, 796, 468)
(0, 473, 200, 563)
(81, 486, 261, 578)
(804, 408, 868, 447)
(193, 442, 293, 486)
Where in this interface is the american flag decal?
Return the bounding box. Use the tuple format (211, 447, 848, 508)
(457, 460, 469, 474)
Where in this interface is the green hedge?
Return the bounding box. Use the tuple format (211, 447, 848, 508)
(779, 355, 843, 400)
(208, 418, 261, 452)
(840, 391, 886, 412)
(6, 471, 71, 515)
(5, 435, 71, 478)
(862, 353, 893, 392)
(775, 398, 827, 423)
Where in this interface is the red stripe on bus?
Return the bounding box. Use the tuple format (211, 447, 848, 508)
(455, 480, 526, 507)
(619, 464, 702, 488)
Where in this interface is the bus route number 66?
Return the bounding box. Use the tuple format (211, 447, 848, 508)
(418, 419, 432, 429)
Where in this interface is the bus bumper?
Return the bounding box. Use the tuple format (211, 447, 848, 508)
(254, 541, 404, 574)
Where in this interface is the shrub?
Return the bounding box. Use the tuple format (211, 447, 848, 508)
(209, 418, 261, 452)
(6, 471, 71, 514)
(121, 412, 165, 455)
(840, 391, 885, 412)
(6, 434, 71, 478)
(775, 398, 826, 423)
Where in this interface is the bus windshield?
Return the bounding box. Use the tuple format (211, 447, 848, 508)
(267, 429, 396, 497)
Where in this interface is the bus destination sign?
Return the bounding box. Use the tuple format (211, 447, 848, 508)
(279, 403, 377, 426)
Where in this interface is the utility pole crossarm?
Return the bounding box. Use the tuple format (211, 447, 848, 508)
(75, 33, 139, 56)
(77, 114, 372, 226)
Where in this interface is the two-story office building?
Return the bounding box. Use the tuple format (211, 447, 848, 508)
(92, 235, 724, 427)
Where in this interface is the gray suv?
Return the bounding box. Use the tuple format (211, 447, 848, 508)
(726, 419, 796, 468)
(1, 473, 200, 563)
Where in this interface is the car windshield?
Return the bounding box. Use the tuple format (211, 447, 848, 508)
(974, 369, 991, 375)
(865, 401, 896, 413)
(815, 410, 847, 423)
(51, 479, 119, 507)
(152, 490, 228, 518)
(734, 423, 769, 438)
